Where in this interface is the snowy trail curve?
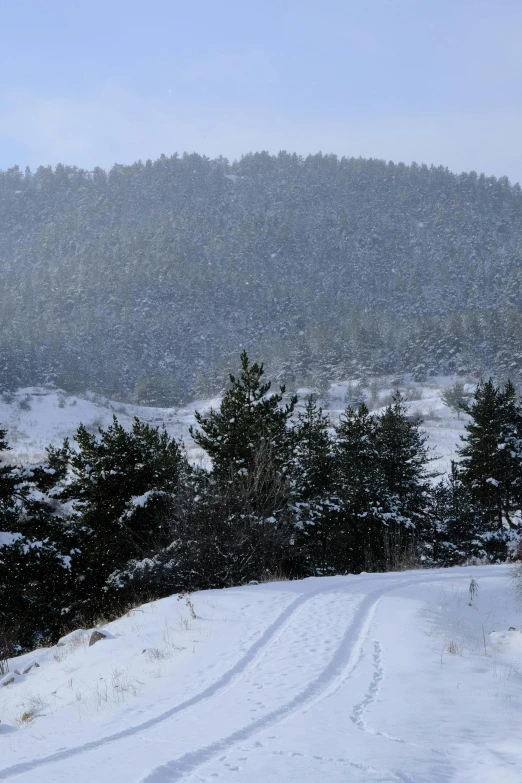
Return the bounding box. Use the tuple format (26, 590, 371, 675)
(0, 579, 359, 781)
(139, 581, 418, 782)
(1, 567, 510, 783)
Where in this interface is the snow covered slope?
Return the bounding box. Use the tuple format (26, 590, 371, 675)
(0, 376, 471, 477)
(1, 565, 520, 782)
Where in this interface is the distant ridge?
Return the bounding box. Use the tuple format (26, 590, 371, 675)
(0, 152, 520, 402)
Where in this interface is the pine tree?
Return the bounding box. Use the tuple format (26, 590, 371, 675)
(329, 396, 432, 573)
(0, 537, 73, 650)
(291, 397, 333, 503)
(0, 427, 24, 530)
(191, 351, 297, 494)
(61, 416, 187, 616)
(189, 352, 298, 581)
(290, 396, 335, 575)
(441, 382, 468, 418)
(374, 393, 432, 527)
(458, 380, 522, 533)
(427, 463, 486, 566)
(0, 431, 75, 650)
(330, 403, 383, 573)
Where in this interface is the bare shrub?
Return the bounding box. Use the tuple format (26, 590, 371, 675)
(377, 393, 395, 409)
(445, 639, 463, 656)
(420, 406, 441, 422)
(163, 620, 185, 652)
(85, 416, 104, 435)
(469, 578, 479, 604)
(135, 440, 296, 590)
(404, 386, 423, 401)
(17, 395, 32, 412)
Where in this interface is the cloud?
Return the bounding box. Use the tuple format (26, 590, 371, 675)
(1, 84, 521, 184)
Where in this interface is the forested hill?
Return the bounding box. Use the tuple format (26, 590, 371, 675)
(1, 152, 522, 403)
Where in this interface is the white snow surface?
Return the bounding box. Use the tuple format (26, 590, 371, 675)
(1, 565, 522, 782)
(0, 376, 472, 477)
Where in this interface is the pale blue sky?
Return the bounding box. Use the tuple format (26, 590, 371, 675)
(1, 0, 521, 181)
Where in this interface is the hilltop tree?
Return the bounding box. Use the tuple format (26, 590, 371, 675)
(441, 382, 468, 418)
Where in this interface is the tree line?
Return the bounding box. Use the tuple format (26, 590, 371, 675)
(0, 355, 521, 651)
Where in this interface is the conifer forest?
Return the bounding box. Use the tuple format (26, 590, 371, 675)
(1, 153, 522, 403)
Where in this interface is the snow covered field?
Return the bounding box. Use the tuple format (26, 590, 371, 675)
(0, 375, 471, 477)
(1, 565, 521, 782)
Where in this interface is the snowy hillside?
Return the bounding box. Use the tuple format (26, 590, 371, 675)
(1, 565, 520, 782)
(0, 376, 471, 477)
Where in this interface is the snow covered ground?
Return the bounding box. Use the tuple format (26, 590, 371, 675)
(1, 565, 521, 782)
(0, 375, 472, 477)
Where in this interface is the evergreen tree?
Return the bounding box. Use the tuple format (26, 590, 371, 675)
(0, 537, 73, 650)
(330, 403, 383, 573)
(427, 464, 486, 566)
(0, 427, 25, 529)
(0, 432, 75, 650)
(441, 382, 468, 418)
(61, 416, 187, 617)
(328, 396, 432, 573)
(188, 352, 298, 581)
(458, 380, 522, 535)
(191, 351, 297, 494)
(291, 397, 333, 504)
(374, 393, 432, 529)
(290, 396, 335, 575)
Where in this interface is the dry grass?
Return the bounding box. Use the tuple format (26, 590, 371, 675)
(177, 593, 197, 620)
(0, 626, 15, 676)
(144, 646, 173, 662)
(53, 630, 89, 662)
(15, 694, 46, 726)
(257, 570, 291, 583)
(510, 560, 522, 607)
(404, 386, 423, 401)
(73, 667, 144, 715)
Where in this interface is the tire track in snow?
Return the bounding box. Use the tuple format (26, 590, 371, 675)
(140, 573, 466, 783)
(139, 587, 395, 782)
(0, 580, 354, 781)
(0, 570, 472, 781)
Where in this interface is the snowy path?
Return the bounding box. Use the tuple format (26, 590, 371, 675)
(1, 566, 521, 782)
